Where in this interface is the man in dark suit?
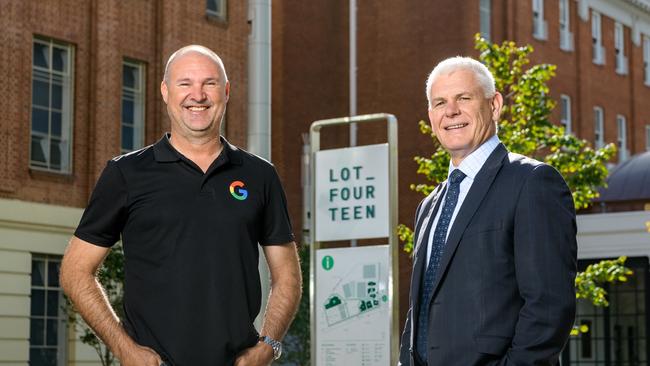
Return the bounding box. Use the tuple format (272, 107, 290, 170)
(398, 57, 577, 365)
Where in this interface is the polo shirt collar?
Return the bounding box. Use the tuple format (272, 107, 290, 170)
(153, 133, 243, 165)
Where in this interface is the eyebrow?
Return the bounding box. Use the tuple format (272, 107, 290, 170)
(175, 77, 221, 84)
(431, 92, 474, 101)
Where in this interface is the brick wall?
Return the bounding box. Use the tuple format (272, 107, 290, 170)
(0, 0, 249, 207)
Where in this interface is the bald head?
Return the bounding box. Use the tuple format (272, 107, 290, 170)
(163, 45, 228, 85)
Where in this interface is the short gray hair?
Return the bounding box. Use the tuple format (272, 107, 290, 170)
(163, 45, 228, 84)
(425, 56, 495, 108)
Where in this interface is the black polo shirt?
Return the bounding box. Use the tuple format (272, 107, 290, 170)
(74, 134, 294, 365)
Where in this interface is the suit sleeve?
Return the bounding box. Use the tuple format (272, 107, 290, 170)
(504, 164, 577, 364)
(398, 198, 427, 366)
(398, 308, 412, 366)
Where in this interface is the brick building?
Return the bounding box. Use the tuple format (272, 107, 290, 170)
(2, 0, 650, 364)
(0, 0, 248, 364)
(271, 0, 650, 364)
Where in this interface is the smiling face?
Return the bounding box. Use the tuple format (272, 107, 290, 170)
(427, 69, 502, 165)
(161, 52, 230, 141)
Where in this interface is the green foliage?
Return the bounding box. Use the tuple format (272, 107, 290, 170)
(65, 245, 124, 366)
(399, 34, 616, 254)
(397, 35, 628, 337)
(569, 256, 634, 335)
(575, 256, 633, 307)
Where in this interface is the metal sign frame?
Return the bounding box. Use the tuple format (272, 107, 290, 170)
(309, 113, 399, 365)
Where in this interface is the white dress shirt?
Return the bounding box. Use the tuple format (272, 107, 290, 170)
(425, 135, 501, 267)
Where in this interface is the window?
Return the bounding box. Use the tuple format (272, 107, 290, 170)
(646, 125, 650, 151)
(594, 106, 604, 149)
(592, 11, 605, 65)
(480, 0, 491, 41)
(532, 0, 547, 40)
(615, 22, 628, 74)
(30, 255, 66, 365)
(562, 257, 648, 365)
(31, 38, 74, 173)
(560, 94, 571, 134)
(206, 0, 227, 22)
(644, 36, 650, 85)
(617, 115, 628, 162)
(121, 61, 145, 154)
(559, 0, 573, 51)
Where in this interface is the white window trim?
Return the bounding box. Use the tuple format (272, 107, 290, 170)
(592, 11, 605, 65)
(30, 255, 67, 366)
(559, 0, 574, 51)
(560, 94, 572, 135)
(480, 0, 491, 41)
(594, 106, 604, 149)
(615, 22, 628, 75)
(30, 37, 75, 174)
(206, 0, 227, 22)
(646, 125, 650, 151)
(533, 0, 548, 40)
(644, 36, 650, 86)
(121, 60, 146, 154)
(617, 114, 628, 162)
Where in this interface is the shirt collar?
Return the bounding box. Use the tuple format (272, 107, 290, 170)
(448, 134, 500, 180)
(153, 133, 243, 165)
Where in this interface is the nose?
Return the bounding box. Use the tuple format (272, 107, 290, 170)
(444, 100, 460, 117)
(188, 83, 207, 102)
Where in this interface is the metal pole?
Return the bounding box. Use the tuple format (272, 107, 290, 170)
(248, 0, 272, 330)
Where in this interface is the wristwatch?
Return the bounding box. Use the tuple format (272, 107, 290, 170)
(259, 335, 282, 360)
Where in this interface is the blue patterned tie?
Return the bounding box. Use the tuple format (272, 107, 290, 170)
(416, 169, 466, 363)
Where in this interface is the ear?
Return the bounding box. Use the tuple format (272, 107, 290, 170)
(161, 80, 169, 104)
(491, 91, 504, 122)
(224, 81, 231, 102)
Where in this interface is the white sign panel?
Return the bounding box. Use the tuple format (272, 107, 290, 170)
(316, 245, 390, 366)
(315, 143, 389, 241)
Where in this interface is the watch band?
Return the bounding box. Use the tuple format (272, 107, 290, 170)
(259, 335, 282, 360)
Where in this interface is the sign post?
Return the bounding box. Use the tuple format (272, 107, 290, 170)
(310, 113, 398, 366)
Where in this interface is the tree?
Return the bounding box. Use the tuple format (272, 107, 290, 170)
(65, 244, 124, 366)
(397, 35, 628, 330)
(398, 34, 615, 251)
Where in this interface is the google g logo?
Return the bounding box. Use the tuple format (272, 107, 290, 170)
(229, 181, 248, 201)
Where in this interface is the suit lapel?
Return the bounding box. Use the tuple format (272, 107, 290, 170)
(428, 144, 508, 298)
(409, 183, 446, 339)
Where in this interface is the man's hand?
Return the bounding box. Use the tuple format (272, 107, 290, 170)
(119, 344, 164, 366)
(234, 342, 274, 366)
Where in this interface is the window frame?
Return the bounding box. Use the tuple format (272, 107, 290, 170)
(559, 0, 574, 51)
(480, 0, 491, 41)
(592, 11, 605, 65)
(615, 22, 628, 75)
(560, 94, 572, 135)
(593, 106, 604, 149)
(30, 255, 67, 366)
(206, 0, 227, 23)
(617, 114, 628, 162)
(644, 36, 650, 86)
(532, 0, 548, 40)
(646, 125, 650, 152)
(30, 37, 75, 174)
(121, 60, 146, 154)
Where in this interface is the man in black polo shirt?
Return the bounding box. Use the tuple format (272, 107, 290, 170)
(60, 45, 301, 366)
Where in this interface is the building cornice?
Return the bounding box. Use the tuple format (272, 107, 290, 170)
(579, 0, 650, 45)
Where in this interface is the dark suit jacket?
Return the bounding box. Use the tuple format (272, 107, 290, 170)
(399, 144, 577, 366)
